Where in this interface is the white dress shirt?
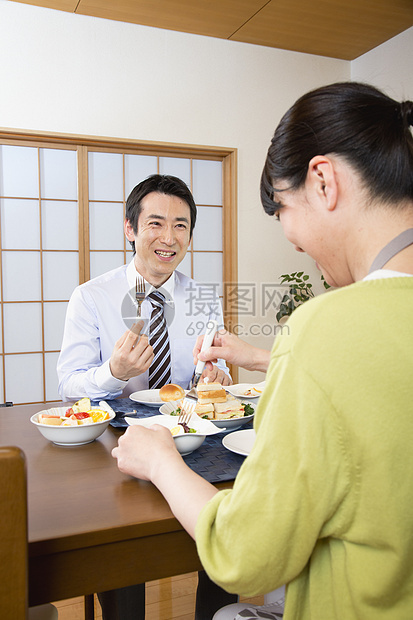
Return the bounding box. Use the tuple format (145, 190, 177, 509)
(57, 259, 229, 401)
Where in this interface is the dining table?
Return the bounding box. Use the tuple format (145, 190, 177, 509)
(0, 400, 246, 607)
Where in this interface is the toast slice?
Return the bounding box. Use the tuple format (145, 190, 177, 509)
(197, 382, 226, 403)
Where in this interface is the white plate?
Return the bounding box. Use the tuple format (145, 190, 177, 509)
(129, 389, 163, 406)
(129, 389, 187, 407)
(222, 428, 256, 456)
(159, 401, 256, 432)
(226, 382, 265, 399)
(125, 413, 223, 456)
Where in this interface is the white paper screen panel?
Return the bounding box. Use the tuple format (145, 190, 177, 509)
(0, 143, 79, 404)
(88, 152, 123, 201)
(1, 199, 40, 249)
(42, 201, 78, 250)
(3, 303, 43, 353)
(2, 251, 42, 301)
(1, 144, 225, 404)
(192, 159, 222, 205)
(159, 157, 191, 187)
(42, 252, 79, 301)
(0, 145, 39, 197)
(4, 353, 44, 403)
(192, 206, 223, 251)
(39, 148, 78, 200)
(125, 154, 158, 197)
(193, 252, 223, 297)
(89, 202, 125, 250)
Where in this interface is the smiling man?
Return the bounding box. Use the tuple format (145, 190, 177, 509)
(57, 174, 235, 620)
(58, 174, 230, 401)
(126, 190, 192, 286)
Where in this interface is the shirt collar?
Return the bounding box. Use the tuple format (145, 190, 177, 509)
(126, 258, 175, 306)
(363, 268, 413, 281)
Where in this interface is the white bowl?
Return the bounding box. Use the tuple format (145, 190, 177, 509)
(158, 400, 185, 416)
(209, 412, 255, 432)
(159, 401, 256, 432)
(124, 413, 222, 456)
(30, 405, 115, 446)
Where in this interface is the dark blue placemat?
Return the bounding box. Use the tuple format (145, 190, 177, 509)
(182, 433, 247, 482)
(101, 398, 248, 483)
(103, 398, 159, 427)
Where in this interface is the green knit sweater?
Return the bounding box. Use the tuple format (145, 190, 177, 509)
(196, 276, 413, 619)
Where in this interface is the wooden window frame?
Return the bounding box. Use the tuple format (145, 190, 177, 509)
(0, 128, 238, 399)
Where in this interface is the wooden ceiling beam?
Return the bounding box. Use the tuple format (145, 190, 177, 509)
(230, 0, 413, 59)
(76, 0, 267, 39)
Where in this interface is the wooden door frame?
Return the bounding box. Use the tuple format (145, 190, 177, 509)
(0, 128, 239, 387)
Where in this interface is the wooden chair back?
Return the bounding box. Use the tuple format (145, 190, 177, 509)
(0, 446, 28, 619)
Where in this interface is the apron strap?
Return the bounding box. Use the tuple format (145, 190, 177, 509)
(368, 228, 413, 274)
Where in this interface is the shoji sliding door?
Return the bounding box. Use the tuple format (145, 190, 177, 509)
(0, 133, 237, 404)
(0, 143, 80, 404)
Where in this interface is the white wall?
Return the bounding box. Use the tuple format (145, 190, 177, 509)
(8, 3, 411, 383)
(352, 26, 413, 100)
(0, 2, 350, 379)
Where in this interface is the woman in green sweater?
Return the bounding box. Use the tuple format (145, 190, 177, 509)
(112, 82, 413, 619)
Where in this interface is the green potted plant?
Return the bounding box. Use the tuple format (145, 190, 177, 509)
(276, 271, 329, 322)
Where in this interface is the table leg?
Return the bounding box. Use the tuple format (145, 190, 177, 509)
(84, 594, 95, 620)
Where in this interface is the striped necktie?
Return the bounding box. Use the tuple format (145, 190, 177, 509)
(148, 290, 172, 389)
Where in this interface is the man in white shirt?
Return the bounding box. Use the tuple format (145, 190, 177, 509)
(58, 175, 230, 400)
(57, 174, 235, 619)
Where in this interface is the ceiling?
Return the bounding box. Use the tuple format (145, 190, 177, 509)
(10, 0, 413, 60)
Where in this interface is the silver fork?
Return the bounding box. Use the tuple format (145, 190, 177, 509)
(135, 275, 146, 317)
(178, 400, 196, 428)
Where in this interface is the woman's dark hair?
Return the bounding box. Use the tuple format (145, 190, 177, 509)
(126, 174, 197, 251)
(261, 82, 413, 215)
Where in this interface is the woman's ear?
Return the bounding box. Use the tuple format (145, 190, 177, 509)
(307, 155, 338, 212)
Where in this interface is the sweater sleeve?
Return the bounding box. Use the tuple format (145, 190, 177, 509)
(195, 332, 353, 597)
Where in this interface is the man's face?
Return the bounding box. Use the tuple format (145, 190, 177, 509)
(125, 191, 192, 286)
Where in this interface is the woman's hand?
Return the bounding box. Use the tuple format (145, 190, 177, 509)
(112, 424, 180, 481)
(193, 329, 271, 374)
(201, 363, 232, 386)
(112, 424, 219, 539)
